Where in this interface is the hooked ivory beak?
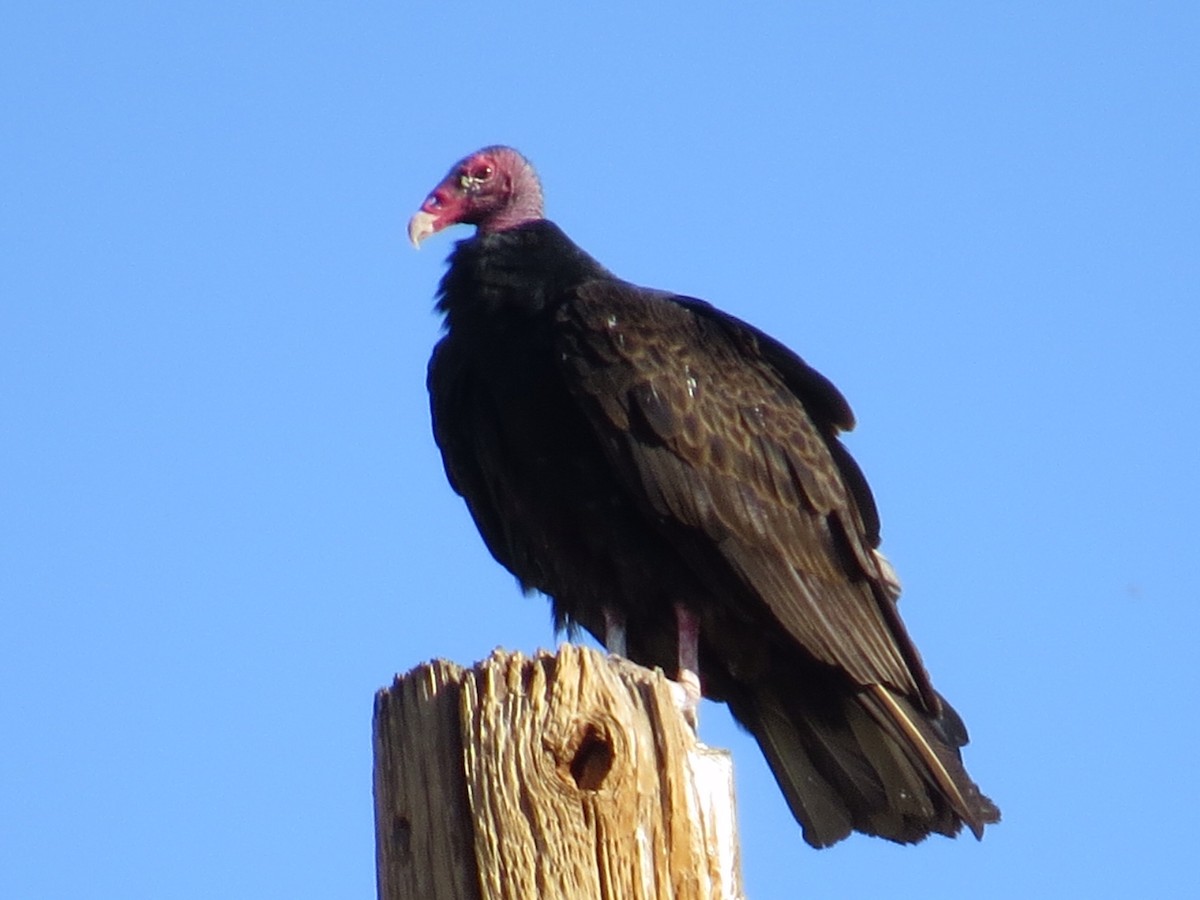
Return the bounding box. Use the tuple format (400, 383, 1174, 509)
(407, 210, 439, 249)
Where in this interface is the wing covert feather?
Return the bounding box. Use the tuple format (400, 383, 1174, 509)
(556, 282, 934, 703)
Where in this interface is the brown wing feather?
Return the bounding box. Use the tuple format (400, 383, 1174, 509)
(556, 281, 936, 707)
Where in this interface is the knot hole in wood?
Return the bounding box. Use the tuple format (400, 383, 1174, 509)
(568, 721, 615, 790)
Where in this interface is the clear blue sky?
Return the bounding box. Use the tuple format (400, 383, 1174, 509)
(3, 3, 1197, 898)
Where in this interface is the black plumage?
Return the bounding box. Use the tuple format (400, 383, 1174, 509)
(411, 147, 999, 847)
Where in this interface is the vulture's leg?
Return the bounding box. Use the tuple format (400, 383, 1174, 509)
(603, 607, 627, 659)
(674, 602, 701, 728)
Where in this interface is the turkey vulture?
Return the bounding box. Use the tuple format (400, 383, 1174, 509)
(409, 146, 999, 847)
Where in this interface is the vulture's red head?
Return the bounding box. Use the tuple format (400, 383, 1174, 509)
(408, 146, 545, 248)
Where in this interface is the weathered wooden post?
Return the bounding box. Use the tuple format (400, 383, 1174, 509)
(373, 645, 744, 900)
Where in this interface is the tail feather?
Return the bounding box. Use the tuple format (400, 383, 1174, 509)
(730, 674, 999, 847)
(860, 685, 1000, 840)
(752, 694, 854, 848)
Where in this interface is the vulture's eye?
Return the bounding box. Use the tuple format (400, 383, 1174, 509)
(459, 164, 492, 189)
